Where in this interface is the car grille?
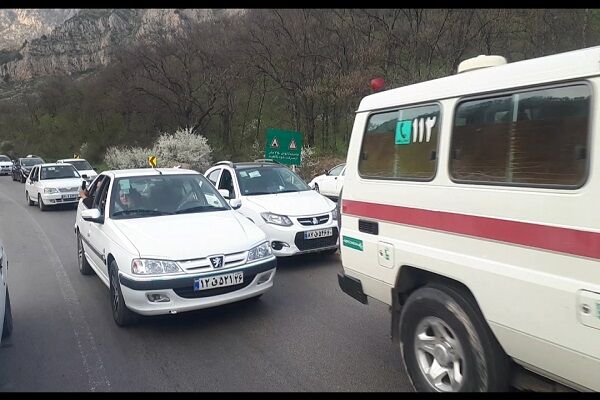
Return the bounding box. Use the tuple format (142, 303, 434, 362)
(177, 251, 247, 273)
(172, 271, 259, 298)
(294, 227, 339, 251)
(58, 187, 79, 193)
(297, 214, 329, 226)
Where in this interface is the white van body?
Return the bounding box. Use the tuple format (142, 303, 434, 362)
(338, 46, 600, 392)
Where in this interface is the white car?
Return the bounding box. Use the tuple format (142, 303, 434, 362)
(1, 240, 13, 342)
(0, 154, 12, 176)
(75, 168, 276, 326)
(57, 158, 98, 183)
(309, 163, 346, 199)
(25, 163, 84, 210)
(205, 161, 339, 257)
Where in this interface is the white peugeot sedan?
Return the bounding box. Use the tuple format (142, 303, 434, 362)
(75, 168, 276, 326)
(25, 163, 85, 210)
(205, 161, 339, 257)
(1, 240, 13, 342)
(57, 158, 98, 184)
(0, 154, 12, 176)
(308, 163, 346, 200)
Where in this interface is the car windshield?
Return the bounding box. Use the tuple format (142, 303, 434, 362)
(65, 160, 93, 170)
(0, 155, 10, 162)
(110, 174, 230, 219)
(41, 165, 81, 180)
(235, 166, 310, 196)
(21, 158, 43, 166)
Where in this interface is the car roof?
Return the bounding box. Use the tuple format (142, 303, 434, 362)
(58, 158, 88, 162)
(102, 168, 200, 178)
(19, 157, 43, 161)
(39, 163, 75, 168)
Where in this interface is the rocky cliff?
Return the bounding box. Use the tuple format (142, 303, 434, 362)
(0, 9, 243, 83)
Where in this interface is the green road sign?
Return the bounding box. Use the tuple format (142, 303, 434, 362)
(265, 128, 303, 166)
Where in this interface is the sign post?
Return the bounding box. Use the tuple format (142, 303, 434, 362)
(265, 128, 303, 166)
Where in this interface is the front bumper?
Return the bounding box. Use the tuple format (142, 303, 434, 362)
(260, 219, 339, 257)
(41, 192, 80, 205)
(118, 257, 277, 315)
(0, 167, 10, 175)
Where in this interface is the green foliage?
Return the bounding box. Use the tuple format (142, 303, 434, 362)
(0, 9, 599, 164)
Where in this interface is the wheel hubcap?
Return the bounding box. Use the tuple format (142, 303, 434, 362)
(414, 316, 465, 392)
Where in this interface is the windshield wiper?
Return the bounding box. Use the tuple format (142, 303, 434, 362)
(246, 191, 275, 195)
(276, 189, 302, 193)
(112, 209, 171, 217)
(175, 205, 228, 214)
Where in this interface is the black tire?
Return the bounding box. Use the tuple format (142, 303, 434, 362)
(2, 287, 13, 339)
(109, 260, 138, 326)
(77, 232, 93, 276)
(399, 285, 509, 392)
(20, 175, 25, 183)
(26, 191, 34, 206)
(38, 194, 48, 211)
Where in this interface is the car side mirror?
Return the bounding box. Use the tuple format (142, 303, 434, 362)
(324, 169, 329, 175)
(81, 181, 87, 190)
(81, 208, 102, 223)
(229, 198, 242, 209)
(218, 189, 230, 199)
(82, 174, 88, 179)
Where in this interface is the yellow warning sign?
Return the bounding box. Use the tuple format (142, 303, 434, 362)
(73, 154, 80, 159)
(148, 155, 157, 168)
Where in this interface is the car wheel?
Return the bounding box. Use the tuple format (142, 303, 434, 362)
(2, 287, 13, 339)
(38, 194, 48, 211)
(20, 175, 25, 183)
(399, 285, 509, 392)
(77, 232, 93, 276)
(26, 191, 34, 206)
(109, 260, 138, 326)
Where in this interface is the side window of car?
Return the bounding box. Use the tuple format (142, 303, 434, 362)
(329, 164, 344, 176)
(29, 166, 37, 181)
(218, 169, 236, 199)
(93, 178, 111, 216)
(82, 176, 105, 209)
(207, 169, 221, 186)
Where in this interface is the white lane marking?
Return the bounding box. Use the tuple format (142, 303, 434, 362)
(0, 190, 111, 391)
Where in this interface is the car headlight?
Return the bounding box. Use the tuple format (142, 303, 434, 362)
(44, 187, 59, 194)
(331, 207, 338, 220)
(260, 212, 293, 226)
(131, 259, 183, 275)
(247, 241, 272, 262)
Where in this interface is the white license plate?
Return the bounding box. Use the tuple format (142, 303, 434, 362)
(63, 194, 78, 199)
(304, 228, 333, 240)
(194, 271, 244, 291)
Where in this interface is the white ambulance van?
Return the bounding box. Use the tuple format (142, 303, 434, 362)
(338, 46, 600, 392)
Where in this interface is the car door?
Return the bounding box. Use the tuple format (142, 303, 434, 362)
(25, 166, 38, 200)
(86, 177, 111, 280)
(0, 244, 7, 336)
(335, 166, 346, 197)
(78, 175, 106, 268)
(321, 164, 344, 196)
(206, 168, 222, 187)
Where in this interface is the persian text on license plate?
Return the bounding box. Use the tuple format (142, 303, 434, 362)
(194, 271, 244, 291)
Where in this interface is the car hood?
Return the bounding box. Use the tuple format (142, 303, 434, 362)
(112, 210, 266, 260)
(244, 190, 335, 216)
(41, 177, 84, 189)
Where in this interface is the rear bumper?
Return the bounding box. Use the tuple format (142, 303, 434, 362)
(337, 271, 367, 304)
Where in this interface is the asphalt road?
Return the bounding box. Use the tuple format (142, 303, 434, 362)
(0, 176, 412, 392)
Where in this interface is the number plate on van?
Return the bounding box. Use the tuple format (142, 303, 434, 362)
(304, 228, 333, 239)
